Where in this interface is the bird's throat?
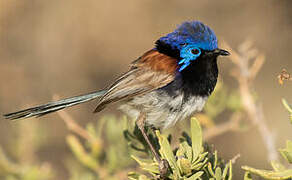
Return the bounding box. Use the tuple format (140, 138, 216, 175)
(180, 56, 219, 97)
(155, 40, 219, 98)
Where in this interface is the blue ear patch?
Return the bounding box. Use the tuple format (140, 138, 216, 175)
(178, 44, 201, 71)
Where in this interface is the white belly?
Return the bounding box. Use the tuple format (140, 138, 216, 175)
(118, 90, 207, 129)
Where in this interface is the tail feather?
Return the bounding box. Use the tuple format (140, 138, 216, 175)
(3, 90, 106, 120)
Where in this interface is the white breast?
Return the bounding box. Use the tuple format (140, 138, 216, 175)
(118, 90, 207, 129)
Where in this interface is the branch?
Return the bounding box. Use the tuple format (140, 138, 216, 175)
(223, 41, 279, 161)
(52, 94, 92, 141)
(204, 112, 242, 140)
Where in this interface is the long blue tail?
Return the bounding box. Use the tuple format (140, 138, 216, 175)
(3, 90, 106, 120)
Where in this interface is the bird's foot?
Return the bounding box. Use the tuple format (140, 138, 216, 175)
(158, 159, 169, 179)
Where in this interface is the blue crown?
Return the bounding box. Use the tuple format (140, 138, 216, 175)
(159, 21, 218, 51)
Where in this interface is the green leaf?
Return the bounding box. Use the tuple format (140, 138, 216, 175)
(128, 172, 150, 180)
(228, 161, 232, 180)
(66, 135, 99, 171)
(243, 172, 253, 180)
(193, 152, 208, 165)
(215, 167, 222, 180)
(191, 117, 203, 162)
(186, 171, 204, 180)
(191, 157, 208, 170)
(279, 140, 292, 164)
(213, 151, 218, 170)
(270, 161, 286, 172)
(222, 162, 230, 179)
(177, 158, 191, 175)
(282, 99, 292, 113)
(242, 166, 292, 179)
(282, 99, 292, 123)
(183, 142, 193, 160)
(86, 123, 96, 139)
(176, 143, 185, 158)
(156, 131, 181, 176)
(208, 162, 216, 177)
(131, 155, 159, 174)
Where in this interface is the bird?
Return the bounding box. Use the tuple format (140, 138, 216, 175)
(3, 20, 229, 177)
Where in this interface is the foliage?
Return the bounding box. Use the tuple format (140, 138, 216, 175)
(127, 118, 233, 180)
(282, 99, 292, 123)
(0, 94, 291, 180)
(0, 121, 54, 180)
(242, 100, 292, 180)
(195, 80, 243, 132)
(0, 49, 291, 179)
(242, 140, 292, 180)
(203, 80, 242, 120)
(65, 115, 134, 180)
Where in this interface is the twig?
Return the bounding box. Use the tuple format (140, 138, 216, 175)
(204, 112, 242, 140)
(249, 54, 265, 81)
(52, 95, 111, 179)
(223, 41, 279, 161)
(52, 94, 92, 141)
(230, 154, 241, 164)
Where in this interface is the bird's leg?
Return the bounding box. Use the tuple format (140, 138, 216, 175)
(136, 112, 169, 177)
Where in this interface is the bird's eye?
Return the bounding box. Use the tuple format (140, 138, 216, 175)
(191, 48, 200, 55)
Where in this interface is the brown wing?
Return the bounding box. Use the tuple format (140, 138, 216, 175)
(94, 49, 178, 112)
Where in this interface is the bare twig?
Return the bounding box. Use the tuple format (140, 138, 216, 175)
(249, 54, 265, 81)
(52, 95, 112, 179)
(230, 154, 241, 164)
(52, 95, 92, 141)
(223, 41, 278, 161)
(204, 112, 242, 140)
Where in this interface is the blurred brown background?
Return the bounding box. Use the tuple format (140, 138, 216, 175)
(0, 0, 291, 179)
